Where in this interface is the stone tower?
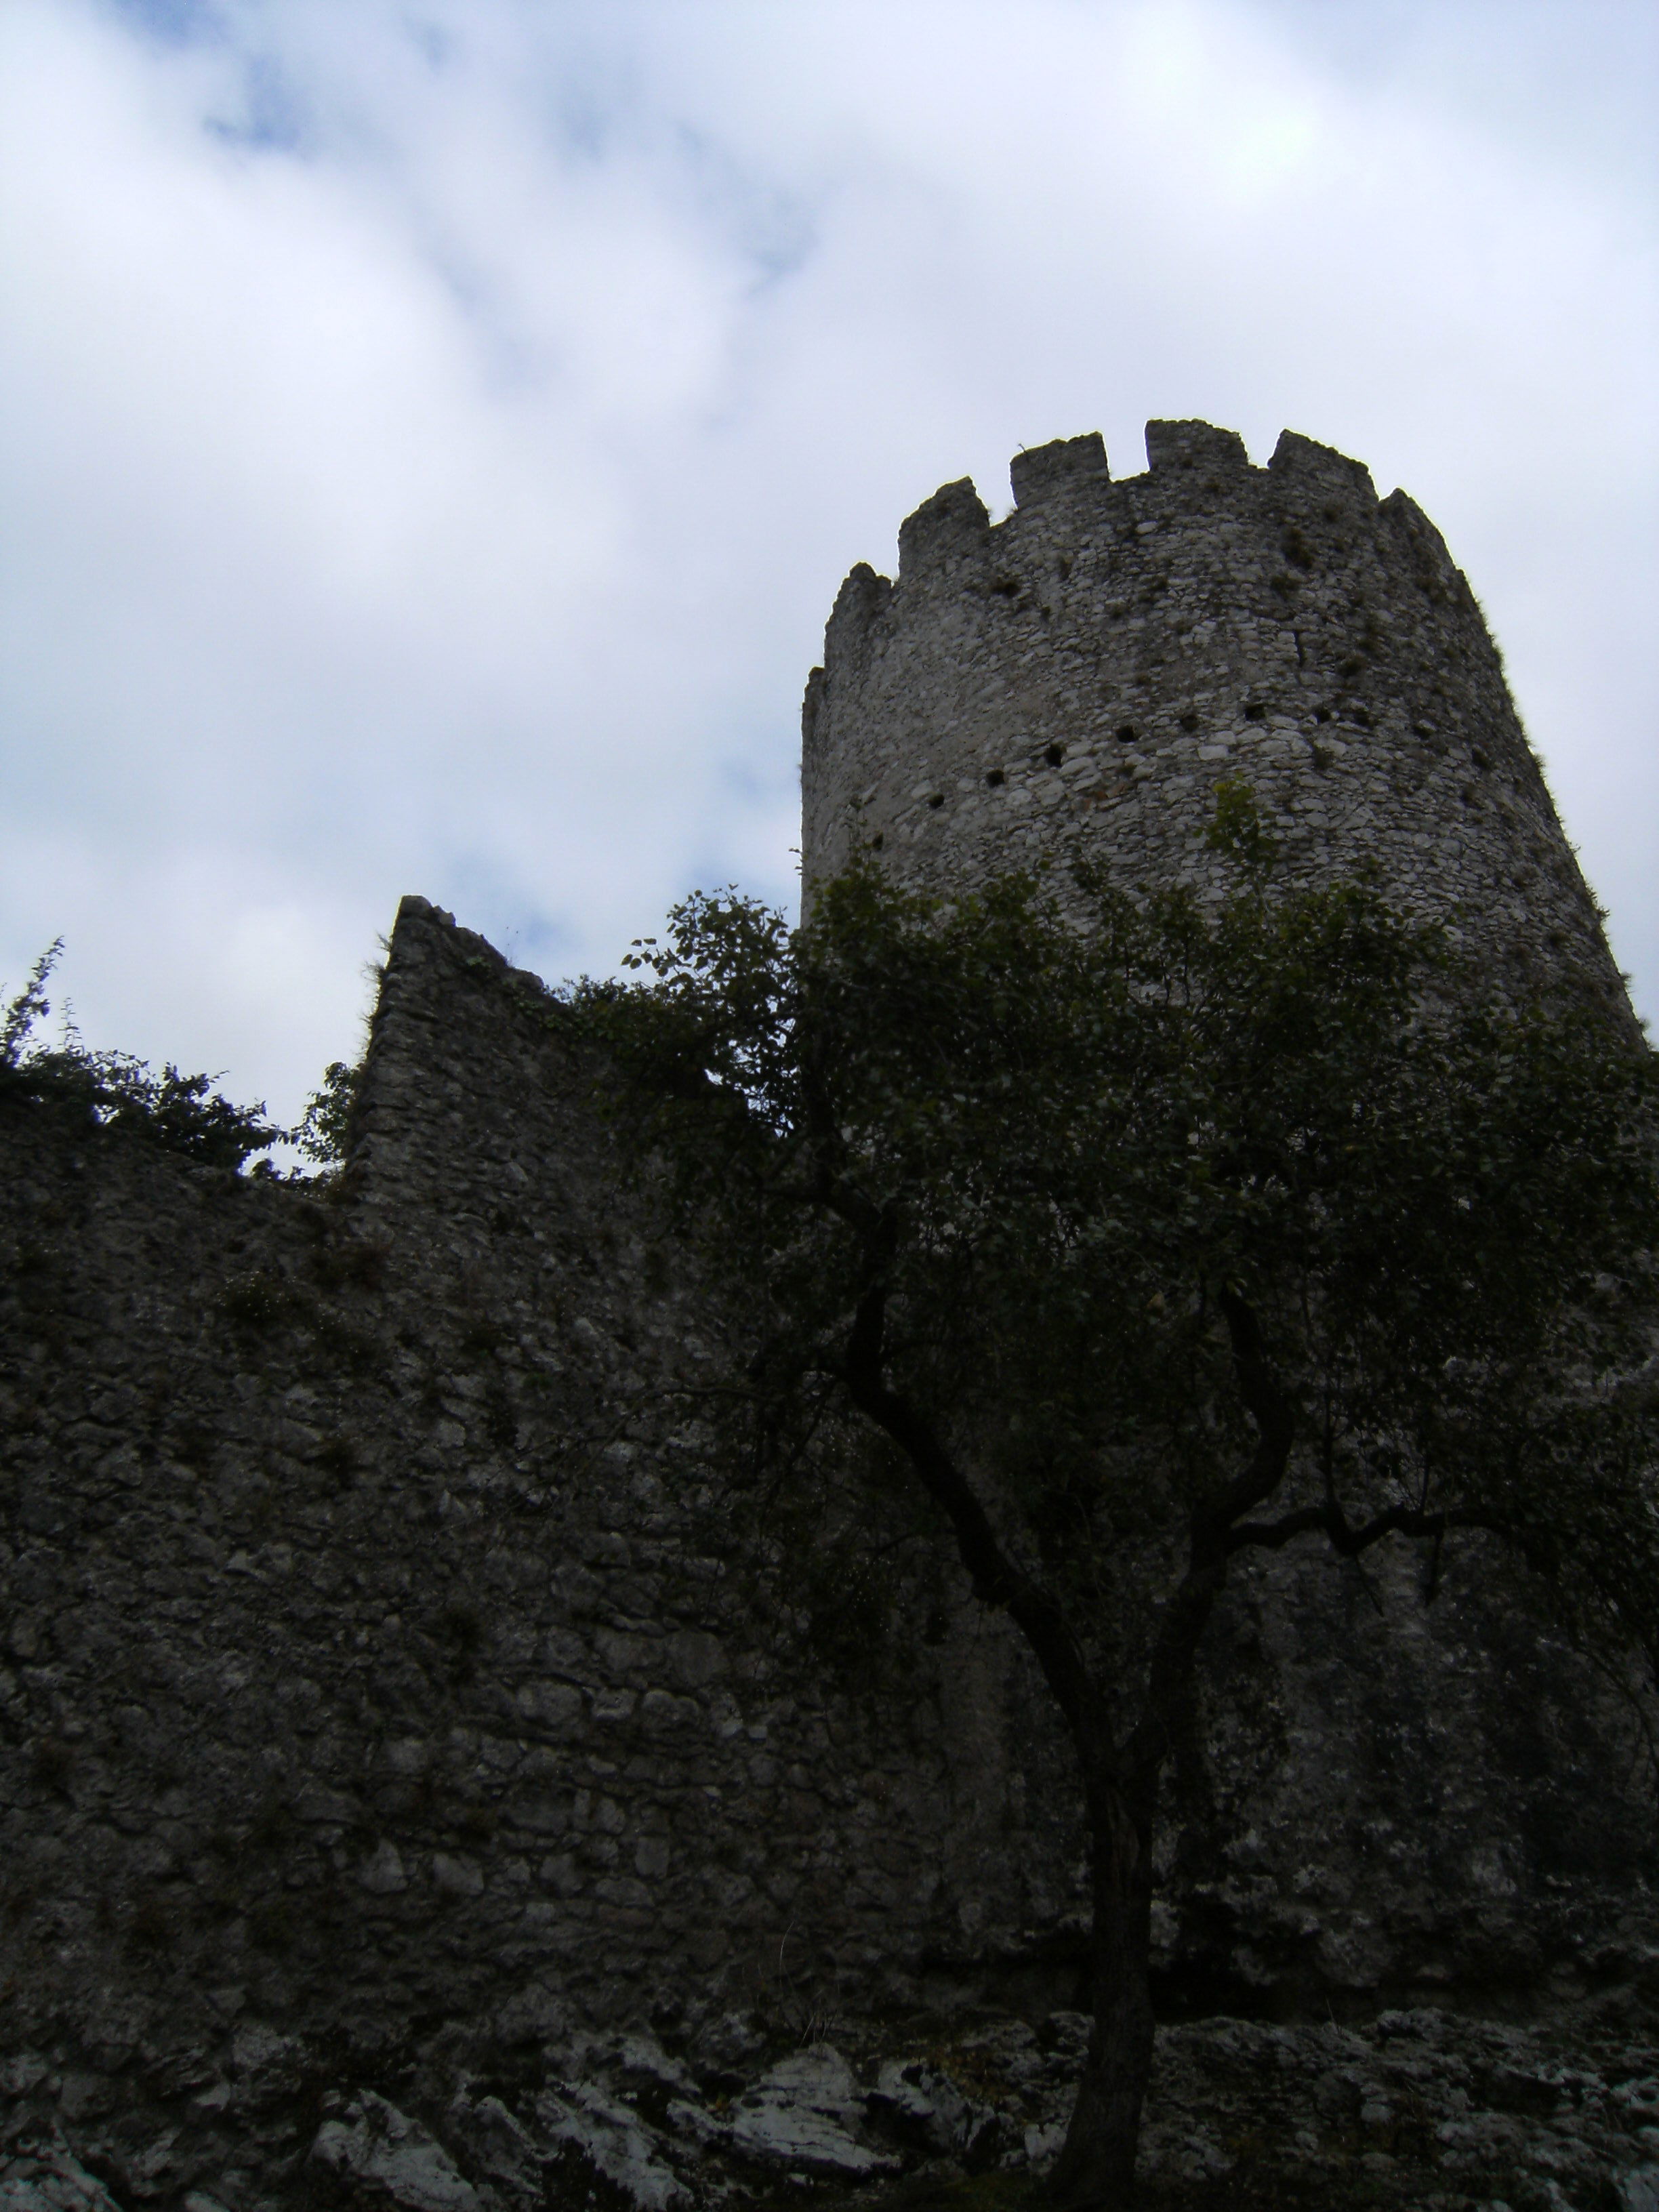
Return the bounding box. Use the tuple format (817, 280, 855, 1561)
(798, 420, 1654, 2009)
(803, 421, 1625, 1021)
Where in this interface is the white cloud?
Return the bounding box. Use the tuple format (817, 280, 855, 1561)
(1, 0, 1653, 1127)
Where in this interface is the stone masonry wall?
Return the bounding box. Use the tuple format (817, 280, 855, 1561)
(5, 888, 1650, 2098)
(0, 899, 1084, 2126)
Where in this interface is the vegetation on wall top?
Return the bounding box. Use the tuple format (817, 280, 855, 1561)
(0, 943, 285, 1172)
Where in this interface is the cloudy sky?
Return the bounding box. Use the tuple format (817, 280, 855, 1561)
(3, 0, 1655, 1124)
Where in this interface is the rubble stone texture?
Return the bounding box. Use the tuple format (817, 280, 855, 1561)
(0, 902, 1088, 2200)
(1, 420, 1656, 2208)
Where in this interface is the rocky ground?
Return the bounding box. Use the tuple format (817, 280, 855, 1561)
(5, 2001, 1659, 2212)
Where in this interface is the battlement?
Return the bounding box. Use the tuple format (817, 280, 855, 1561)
(1010, 430, 1111, 510)
(1268, 426, 1378, 508)
(808, 419, 1418, 670)
(896, 476, 991, 585)
(1144, 418, 1249, 478)
(802, 419, 1627, 1020)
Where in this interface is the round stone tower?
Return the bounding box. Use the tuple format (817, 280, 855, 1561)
(799, 424, 1654, 2013)
(803, 420, 1626, 1019)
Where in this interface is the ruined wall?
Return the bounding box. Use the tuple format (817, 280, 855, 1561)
(3, 897, 1650, 2117)
(0, 900, 1083, 2147)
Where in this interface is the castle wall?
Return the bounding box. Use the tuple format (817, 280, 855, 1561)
(1, 426, 1654, 2171)
(0, 899, 1082, 2114)
(5, 891, 1645, 2095)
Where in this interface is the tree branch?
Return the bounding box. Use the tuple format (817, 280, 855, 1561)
(1201, 1286, 1298, 1536)
(837, 1267, 1113, 1765)
(1125, 1284, 1297, 1785)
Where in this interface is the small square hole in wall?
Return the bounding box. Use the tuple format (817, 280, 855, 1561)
(1179, 712, 1199, 732)
(927, 794, 944, 809)
(1044, 743, 1065, 767)
(1116, 725, 1138, 744)
(1244, 702, 1267, 722)
(985, 769, 1006, 787)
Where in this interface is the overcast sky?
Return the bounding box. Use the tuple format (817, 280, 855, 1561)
(3, 0, 1655, 1124)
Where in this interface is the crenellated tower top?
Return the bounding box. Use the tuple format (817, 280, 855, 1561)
(802, 420, 1626, 1013)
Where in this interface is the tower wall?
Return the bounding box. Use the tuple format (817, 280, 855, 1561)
(799, 422, 1655, 2009)
(803, 422, 1625, 1017)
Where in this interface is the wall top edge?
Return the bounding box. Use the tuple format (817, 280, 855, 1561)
(864, 421, 1395, 603)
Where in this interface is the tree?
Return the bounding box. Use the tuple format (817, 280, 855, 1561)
(1, 941, 281, 1170)
(568, 812, 1659, 2207)
(1, 944, 366, 1175)
(291, 1057, 361, 1170)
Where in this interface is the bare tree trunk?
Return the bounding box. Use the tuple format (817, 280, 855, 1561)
(1046, 1780, 1156, 2211)
(834, 1266, 1296, 2209)
(839, 1288, 1168, 2205)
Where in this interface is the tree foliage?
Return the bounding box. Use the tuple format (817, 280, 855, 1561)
(291, 1058, 361, 1168)
(1, 943, 283, 1171)
(1, 945, 372, 1176)
(569, 817, 1659, 2201)
(576, 847, 1659, 1683)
